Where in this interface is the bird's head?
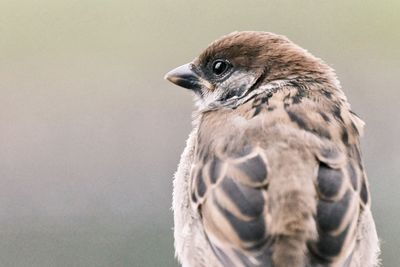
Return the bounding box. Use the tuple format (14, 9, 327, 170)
(165, 31, 338, 109)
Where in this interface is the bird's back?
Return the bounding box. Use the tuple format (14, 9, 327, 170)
(188, 87, 377, 267)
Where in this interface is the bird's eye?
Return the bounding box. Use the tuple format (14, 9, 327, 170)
(211, 60, 230, 76)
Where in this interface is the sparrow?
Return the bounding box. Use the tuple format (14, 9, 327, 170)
(165, 31, 380, 267)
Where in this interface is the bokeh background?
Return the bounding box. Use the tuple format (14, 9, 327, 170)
(0, 1, 399, 266)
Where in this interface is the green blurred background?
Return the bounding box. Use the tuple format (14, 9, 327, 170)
(0, 1, 399, 266)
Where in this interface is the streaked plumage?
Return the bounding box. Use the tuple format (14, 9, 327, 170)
(165, 31, 380, 267)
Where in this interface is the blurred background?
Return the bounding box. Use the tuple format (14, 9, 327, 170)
(0, 1, 399, 266)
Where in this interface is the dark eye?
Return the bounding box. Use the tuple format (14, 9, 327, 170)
(211, 60, 230, 76)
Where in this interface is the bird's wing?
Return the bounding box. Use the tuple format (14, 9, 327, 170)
(190, 109, 367, 267)
(191, 144, 274, 266)
(308, 142, 369, 266)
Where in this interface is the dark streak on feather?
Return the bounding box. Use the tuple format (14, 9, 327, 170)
(236, 155, 268, 183)
(360, 178, 369, 205)
(319, 111, 330, 122)
(253, 105, 263, 117)
(191, 191, 197, 203)
(196, 169, 206, 197)
(287, 111, 331, 139)
(287, 110, 308, 130)
(214, 196, 266, 243)
(311, 224, 350, 260)
(322, 90, 332, 99)
(342, 127, 349, 145)
(332, 105, 344, 123)
(317, 190, 352, 233)
(292, 89, 306, 104)
(221, 177, 264, 218)
(317, 163, 343, 199)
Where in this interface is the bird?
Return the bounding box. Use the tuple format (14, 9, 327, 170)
(164, 31, 380, 267)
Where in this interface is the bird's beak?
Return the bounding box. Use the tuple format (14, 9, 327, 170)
(164, 63, 203, 91)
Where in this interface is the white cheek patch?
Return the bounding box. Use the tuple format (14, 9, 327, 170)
(197, 72, 258, 109)
(219, 71, 257, 96)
